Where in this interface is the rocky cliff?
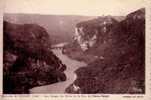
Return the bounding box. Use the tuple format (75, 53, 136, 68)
(73, 16, 119, 51)
(3, 21, 67, 94)
(65, 8, 145, 94)
(63, 16, 122, 63)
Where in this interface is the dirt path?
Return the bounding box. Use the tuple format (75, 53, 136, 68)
(29, 49, 87, 94)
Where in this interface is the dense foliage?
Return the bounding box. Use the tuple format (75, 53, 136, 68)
(3, 21, 67, 93)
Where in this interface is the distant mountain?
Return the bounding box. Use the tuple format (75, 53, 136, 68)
(4, 14, 125, 44)
(65, 8, 145, 94)
(4, 14, 97, 44)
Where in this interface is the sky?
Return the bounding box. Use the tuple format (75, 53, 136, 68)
(4, 0, 146, 16)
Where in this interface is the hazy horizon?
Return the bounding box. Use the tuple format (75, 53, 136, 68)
(3, 13, 98, 44)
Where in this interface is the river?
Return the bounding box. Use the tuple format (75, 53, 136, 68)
(29, 49, 87, 94)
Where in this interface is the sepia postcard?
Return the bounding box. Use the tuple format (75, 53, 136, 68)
(0, 0, 151, 100)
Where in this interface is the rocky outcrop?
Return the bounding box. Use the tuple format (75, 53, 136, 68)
(65, 8, 145, 94)
(3, 21, 67, 94)
(63, 16, 120, 63)
(73, 16, 118, 51)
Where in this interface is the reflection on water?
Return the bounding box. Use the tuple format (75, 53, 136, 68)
(29, 49, 87, 94)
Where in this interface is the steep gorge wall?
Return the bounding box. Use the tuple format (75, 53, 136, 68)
(65, 8, 145, 94)
(73, 16, 119, 51)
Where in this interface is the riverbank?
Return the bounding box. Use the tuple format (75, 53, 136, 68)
(29, 49, 87, 93)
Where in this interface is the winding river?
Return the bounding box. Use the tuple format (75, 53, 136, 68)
(29, 49, 87, 94)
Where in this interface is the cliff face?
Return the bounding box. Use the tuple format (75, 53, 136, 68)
(3, 21, 67, 94)
(63, 16, 121, 63)
(73, 16, 118, 51)
(65, 8, 145, 94)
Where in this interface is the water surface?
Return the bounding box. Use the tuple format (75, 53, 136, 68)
(30, 49, 87, 94)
